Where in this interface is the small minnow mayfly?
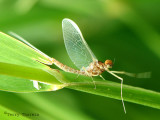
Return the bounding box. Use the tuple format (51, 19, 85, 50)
(9, 18, 150, 114)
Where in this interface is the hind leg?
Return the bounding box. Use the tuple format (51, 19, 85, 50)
(82, 67, 96, 89)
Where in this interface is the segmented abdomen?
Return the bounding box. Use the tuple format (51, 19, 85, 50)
(52, 58, 86, 75)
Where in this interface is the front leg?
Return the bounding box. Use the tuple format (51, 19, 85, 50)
(109, 71, 136, 77)
(105, 68, 126, 113)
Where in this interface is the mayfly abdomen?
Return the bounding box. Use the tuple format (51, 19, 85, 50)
(52, 58, 86, 75)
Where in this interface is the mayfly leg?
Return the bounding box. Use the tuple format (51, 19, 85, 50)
(106, 69, 126, 114)
(99, 75, 105, 80)
(110, 71, 136, 77)
(110, 71, 151, 78)
(120, 78, 126, 114)
(82, 67, 96, 89)
(74, 74, 80, 80)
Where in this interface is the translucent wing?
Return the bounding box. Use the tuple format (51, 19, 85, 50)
(62, 18, 97, 69)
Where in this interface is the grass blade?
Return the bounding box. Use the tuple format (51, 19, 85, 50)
(0, 31, 159, 110)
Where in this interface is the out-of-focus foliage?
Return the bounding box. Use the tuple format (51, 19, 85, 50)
(0, 0, 160, 119)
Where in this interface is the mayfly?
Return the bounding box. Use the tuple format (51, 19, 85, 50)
(9, 18, 149, 113)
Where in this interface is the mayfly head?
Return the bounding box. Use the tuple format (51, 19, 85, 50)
(104, 60, 113, 69)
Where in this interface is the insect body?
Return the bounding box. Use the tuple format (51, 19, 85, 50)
(52, 19, 127, 113)
(46, 18, 127, 113)
(9, 18, 140, 114)
(86, 61, 106, 76)
(52, 57, 112, 77)
(86, 60, 113, 76)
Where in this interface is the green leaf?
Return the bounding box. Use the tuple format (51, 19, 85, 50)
(0, 61, 160, 110)
(0, 62, 67, 92)
(68, 80, 160, 110)
(0, 32, 52, 69)
(0, 31, 160, 111)
(0, 32, 67, 92)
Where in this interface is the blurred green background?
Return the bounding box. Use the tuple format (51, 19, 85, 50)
(0, 0, 160, 120)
